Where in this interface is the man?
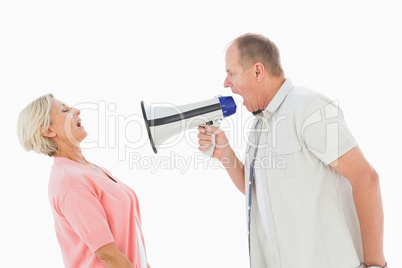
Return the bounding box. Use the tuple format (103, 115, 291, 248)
(198, 33, 387, 268)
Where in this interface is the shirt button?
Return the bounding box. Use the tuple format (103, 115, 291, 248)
(248, 206, 251, 210)
(249, 181, 252, 185)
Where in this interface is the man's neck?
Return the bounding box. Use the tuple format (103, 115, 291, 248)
(259, 76, 286, 111)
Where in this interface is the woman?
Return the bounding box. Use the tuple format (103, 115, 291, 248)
(17, 94, 150, 268)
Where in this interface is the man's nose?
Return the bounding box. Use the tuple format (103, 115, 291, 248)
(224, 75, 232, 88)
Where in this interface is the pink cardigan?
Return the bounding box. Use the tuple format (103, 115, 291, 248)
(48, 157, 147, 267)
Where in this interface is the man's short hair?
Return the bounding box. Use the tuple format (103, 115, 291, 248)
(232, 33, 284, 77)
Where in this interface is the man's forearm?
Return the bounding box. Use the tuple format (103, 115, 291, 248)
(221, 147, 245, 194)
(352, 169, 386, 266)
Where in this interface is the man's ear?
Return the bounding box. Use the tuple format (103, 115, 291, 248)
(41, 126, 56, 138)
(254, 62, 264, 82)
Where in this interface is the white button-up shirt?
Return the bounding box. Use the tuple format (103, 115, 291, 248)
(245, 79, 364, 268)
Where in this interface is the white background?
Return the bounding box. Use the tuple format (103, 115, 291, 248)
(1, 0, 401, 267)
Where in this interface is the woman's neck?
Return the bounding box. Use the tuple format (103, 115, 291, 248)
(53, 144, 87, 165)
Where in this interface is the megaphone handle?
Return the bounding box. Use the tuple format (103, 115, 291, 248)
(203, 120, 221, 158)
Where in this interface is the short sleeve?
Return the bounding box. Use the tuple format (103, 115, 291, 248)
(301, 99, 358, 165)
(61, 188, 115, 252)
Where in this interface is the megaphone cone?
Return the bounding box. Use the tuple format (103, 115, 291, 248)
(140, 100, 158, 153)
(141, 96, 236, 156)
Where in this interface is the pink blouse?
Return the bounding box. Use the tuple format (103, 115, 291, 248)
(48, 157, 147, 267)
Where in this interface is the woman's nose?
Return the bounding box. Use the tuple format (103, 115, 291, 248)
(72, 108, 81, 117)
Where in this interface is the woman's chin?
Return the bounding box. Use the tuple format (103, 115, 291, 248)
(78, 132, 88, 143)
(69, 131, 88, 145)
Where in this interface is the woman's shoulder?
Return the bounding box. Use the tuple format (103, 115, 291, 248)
(49, 157, 91, 194)
(48, 158, 95, 213)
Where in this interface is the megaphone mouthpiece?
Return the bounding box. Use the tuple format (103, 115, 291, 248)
(218, 96, 237, 118)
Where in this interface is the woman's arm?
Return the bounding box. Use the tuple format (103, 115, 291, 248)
(95, 242, 134, 268)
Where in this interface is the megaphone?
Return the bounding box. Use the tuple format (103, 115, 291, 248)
(141, 96, 236, 157)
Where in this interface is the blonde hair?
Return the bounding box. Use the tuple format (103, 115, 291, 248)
(17, 93, 59, 156)
(231, 33, 284, 77)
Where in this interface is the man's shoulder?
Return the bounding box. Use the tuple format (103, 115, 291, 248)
(285, 85, 336, 113)
(288, 85, 331, 103)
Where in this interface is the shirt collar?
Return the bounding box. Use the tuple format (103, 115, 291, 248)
(255, 78, 294, 119)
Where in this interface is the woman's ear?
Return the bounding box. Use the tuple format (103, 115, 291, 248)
(41, 126, 56, 138)
(254, 62, 264, 82)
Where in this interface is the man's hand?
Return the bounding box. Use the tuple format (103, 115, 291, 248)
(197, 124, 245, 194)
(197, 124, 231, 161)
